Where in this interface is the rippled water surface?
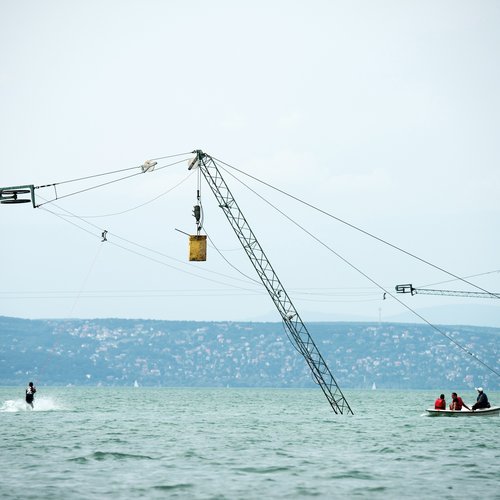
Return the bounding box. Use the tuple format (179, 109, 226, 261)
(1, 387, 499, 499)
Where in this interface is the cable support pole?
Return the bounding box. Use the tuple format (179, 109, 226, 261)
(193, 150, 353, 415)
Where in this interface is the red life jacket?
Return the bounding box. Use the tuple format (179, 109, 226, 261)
(453, 397, 464, 410)
(434, 398, 446, 409)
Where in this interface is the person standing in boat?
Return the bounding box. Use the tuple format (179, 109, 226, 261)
(434, 394, 446, 409)
(25, 381, 36, 409)
(449, 392, 470, 411)
(472, 387, 490, 411)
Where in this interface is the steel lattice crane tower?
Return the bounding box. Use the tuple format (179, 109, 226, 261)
(190, 150, 353, 415)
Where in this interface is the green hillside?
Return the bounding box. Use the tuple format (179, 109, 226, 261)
(0, 316, 498, 390)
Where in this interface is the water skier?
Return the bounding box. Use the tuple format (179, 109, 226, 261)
(25, 382, 36, 409)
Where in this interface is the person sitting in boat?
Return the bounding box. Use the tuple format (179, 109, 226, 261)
(472, 387, 490, 411)
(449, 392, 470, 411)
(434, 394, 446, 410)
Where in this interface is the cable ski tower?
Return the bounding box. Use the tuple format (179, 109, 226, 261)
(4, 148, 500, 410)
(190, 150, 353, 415)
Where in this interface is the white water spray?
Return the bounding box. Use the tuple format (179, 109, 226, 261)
(0, 396, 67, 412)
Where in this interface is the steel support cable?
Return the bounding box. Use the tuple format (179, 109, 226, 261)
(36, 166, 143, 188)
(418, 269, 500, 289)
(34, 236, 106, 386)
(99, 238, 265, 293)
(35, 158, 188, 208)
(68, 242, 105, 316)
(281, 319, 306, 357)
(0, 291, 267, 300)
(37, 200, 263, 292)
(43, 170, 195, 219)
(212, 156, 498, 300)
(203, 227, 263, 287)
(219, 164, 500, 380)
(297, 296, 382, 303)
(36, 171, 143, 207)
(0, 288, 260, 294)
(150, 158, 189, 172)
(290, 289, 379, 297)
(150, 152, 193, 161)
(110, 232, 261, 290)
(3, 281, 380, 303)
(41, 206, 264, 292)
(34, 182, 262, 289)
(35, 153, 190, 188)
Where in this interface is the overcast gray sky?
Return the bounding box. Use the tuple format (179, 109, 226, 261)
(1, 1, 499, 326)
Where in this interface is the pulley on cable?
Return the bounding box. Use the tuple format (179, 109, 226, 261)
(188, 158, 207, 262)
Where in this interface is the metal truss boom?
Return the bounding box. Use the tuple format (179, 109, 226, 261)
(191, 150, 353, 415)
(395, 283, 500, 299)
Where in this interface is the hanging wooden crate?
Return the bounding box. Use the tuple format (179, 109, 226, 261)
(189, 235, 207, 261)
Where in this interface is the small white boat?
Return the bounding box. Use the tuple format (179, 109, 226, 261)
(426, 406, 500, 417)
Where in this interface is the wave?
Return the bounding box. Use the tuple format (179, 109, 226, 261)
(69, 451, 155, 462)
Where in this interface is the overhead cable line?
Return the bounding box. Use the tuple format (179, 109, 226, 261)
(68, 241, 104, 317)
(37, 198, 262, 292)
(150, 152, 193, 161)
(0, 291, 266, 300)
(110, 230, 260, 289)
(41, 205, 262, 292)
(36, 170, 142, 207)
(0, 293, 381, 303)
(37, 165, 140, 188)
(203, 226, 263, 286)
(418, 269, 500, 289)
(35, 153, 190, 188)
(0, 287, 381, 303)
(44, 170, 195, 219)
(212, 156, 498, 299)
(289, 286, 382, 295)
(35, 157, 190, 208)
(216, 161, 500, 379)
(294, 296, 382, 303)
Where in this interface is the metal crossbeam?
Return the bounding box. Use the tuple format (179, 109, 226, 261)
(192, 150, 353, 415)
(0, 185, 36, 207)
(396, 283, 500, 299)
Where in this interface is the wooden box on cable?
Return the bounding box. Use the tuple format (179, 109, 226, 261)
(189, 235, 207, 261)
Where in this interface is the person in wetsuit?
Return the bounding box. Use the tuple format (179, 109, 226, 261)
(25, 382, 36, 409)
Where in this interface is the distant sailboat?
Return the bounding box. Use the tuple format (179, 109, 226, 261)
(372, 382, 377, 390)
(134, 380, 139, 388)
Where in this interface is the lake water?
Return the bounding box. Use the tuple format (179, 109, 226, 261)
(1, 387, 499, 499)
